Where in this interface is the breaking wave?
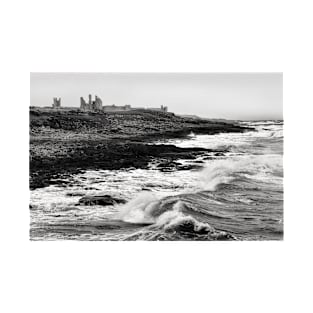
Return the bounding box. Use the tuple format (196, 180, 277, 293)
(30, 120, 283, 241)
(197, 155, 282, 190)
(116, 185, 235, 240)
(118, 198, 235, 240)
(116, 151, 282, 240)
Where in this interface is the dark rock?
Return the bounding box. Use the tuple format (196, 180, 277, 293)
(156, 161, 181, 169)
(29, 108, 253, 190)
(159, 167, 175, 172)
(156, 161, 203, 172)
(78, 195, 126, 206)
(203, 156, 213, 160)
(66, 192, 85, 197)
(176, 164, 203, 171)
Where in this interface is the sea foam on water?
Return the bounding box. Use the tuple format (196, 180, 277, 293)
(30, 121, 283, 240)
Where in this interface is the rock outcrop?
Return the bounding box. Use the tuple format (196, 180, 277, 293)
(78, 195, 126, 206)
(29, 108, 253, 190)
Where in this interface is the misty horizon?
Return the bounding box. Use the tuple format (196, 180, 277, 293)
(30, 73, 283, 120)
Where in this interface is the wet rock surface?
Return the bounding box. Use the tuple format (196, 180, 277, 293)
(77, 195, 126, 206)
(29, 108, 252, 190)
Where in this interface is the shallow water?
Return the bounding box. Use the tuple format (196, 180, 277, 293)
(30, 121, 283, 240)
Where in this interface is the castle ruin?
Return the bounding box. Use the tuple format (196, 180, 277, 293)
(80, 94, 103, 111)
(102, 103, 168, 113)
(102, 104, 132, 112)
(52, 97, 61, 109)
(79, 95, 168, 113)
(51, 94, 168, 113)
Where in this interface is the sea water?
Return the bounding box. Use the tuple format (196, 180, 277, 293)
(30, 121, 283, 240)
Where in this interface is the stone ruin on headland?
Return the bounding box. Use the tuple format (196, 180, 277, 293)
(80, 94, 103, 111)
(51, 94, 168, 113)
(52, 97, 61, 109)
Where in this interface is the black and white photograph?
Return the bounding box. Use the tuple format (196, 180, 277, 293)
(2, 1, 312, 312)
(30, 72, 283, 241)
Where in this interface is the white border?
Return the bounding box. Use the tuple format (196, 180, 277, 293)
(1, 0, 313, 312)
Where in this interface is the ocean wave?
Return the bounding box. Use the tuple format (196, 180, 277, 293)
(251, 129, 283, 138)
(117, 195, 236, 240)
(123, 225, 235, 241)
(197, 155, 282, 191)
(117, 153, 282, 223)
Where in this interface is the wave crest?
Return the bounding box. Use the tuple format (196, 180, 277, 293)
(197, 155, 282, 191)
(118, 195, 235, 240)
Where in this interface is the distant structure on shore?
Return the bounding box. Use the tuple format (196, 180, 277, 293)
(102, 103, 168, 113)
(51, 94, 168, 113)
(150, 105, 168, 113)
(80, 94, 103, 111)
(52, 97, 61, 109)
(102, 104, 131, 112)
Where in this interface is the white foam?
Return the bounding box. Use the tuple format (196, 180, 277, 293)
(155, 201, 214, 232)
(117, 191, 160, 223)
(197, 154, 283, 191)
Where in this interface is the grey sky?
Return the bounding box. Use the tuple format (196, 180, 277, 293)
(30, 73, 282, 120)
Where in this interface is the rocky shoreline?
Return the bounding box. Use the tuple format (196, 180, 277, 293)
(30, 108, 252, 190)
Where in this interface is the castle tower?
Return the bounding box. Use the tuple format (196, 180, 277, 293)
(94, 95, 103, 110)
(88, 94, 92, 109)
(52, 97, 61, 108)
(80, 97, 87, 110)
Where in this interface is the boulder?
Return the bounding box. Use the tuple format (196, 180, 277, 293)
(78, 195, 126, 206)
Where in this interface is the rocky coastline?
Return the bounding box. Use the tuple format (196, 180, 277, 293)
(30, 108, 252, 190)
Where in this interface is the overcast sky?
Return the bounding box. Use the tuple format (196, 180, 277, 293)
(30, 73, 282, 120)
